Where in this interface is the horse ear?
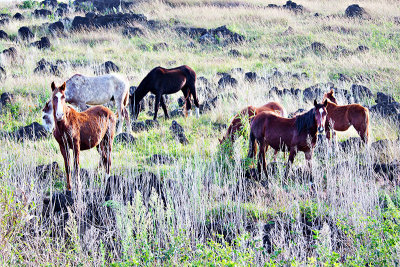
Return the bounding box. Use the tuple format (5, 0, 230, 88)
(60, 82, 66, 92)
(51, 81, 56, 91)
(314, 99, 317, 106)
(324, 99, 328, 107)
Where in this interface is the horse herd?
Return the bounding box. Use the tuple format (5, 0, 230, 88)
(41, 65, 370, 191)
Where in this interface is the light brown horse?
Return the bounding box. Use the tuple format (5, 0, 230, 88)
(323, 89, 369, 143)
(51, 82, 116, 191)
(219, 101, 286, 144)
(248, 100, 328, 180)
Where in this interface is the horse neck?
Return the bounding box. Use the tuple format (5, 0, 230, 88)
(134, 78, 150, 102)
(325, 100, 337, 111)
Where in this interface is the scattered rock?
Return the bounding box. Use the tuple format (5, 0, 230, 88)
(153, 42, 168, 51)
(339, 137, 362, 152)
(48, 21, 64, 34)
(71, 13, 147, 31)
(244, 72, 257, 82)
(123, 27, 144, 37)
(281, 56, 294, 63)
(345, 4, 367, 18)
(42, 191, 74, 219)
(35, 161, 62, 181)
(148, 154, 176, 165)
(2, 47, 17, 61)
(30, 37, 51, 49)
(228, 49, 241, 57)
(18, 26, 34, 41)
(114, 133, 135, 144)
(373, 160, 400, 184)
(131, 120, 159, 132)
(0, 66, 5, 81)
(351, 84, 372, 101)
(13, 13, 24, 20)
(0, 30, 8, 39)
(283, 1, 303, 12)
(34, 9, 52, 18)
(370, 93, 400, 116)
(95, 61, 120, 75)
(218, 74, 238, 88)
(1, 92, 13, 107)
(177, 25, 245, 45)
(309, 42, 329, 53)
(33, 58, 60, 76)
(170, 120, 188, 145)
(12, 122, 49, 142)
(41, 0, 58, 8)
(356, 45, 369, 52)
(0, 18, 9, 26)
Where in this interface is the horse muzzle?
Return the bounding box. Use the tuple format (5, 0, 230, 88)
(56, 113, 64, 121)
(318, 126, 325, 133)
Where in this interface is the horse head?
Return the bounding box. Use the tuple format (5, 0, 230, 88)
(42, 99, 54, 132)
(323, 89, 338, 104)
(51, 81, 67, 122)
(314, 99, 328, 133)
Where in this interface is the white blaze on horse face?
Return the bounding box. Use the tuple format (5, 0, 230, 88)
(318, 108, 326, 132)
(55, 92, 64, 121)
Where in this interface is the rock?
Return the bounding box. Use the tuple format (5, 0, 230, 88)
(339, 137, 362, 152)
(370, 102, 400, 116)
(114, 133, 135, 144)
(95, 61, 119, 75)
(309, 42, 328, 53)
(356, 45, 369, 52)
(148, 154, 175, 165)
(55, 7, 67, 17)
(41, 0, 58, 8)
(131, 120, 159, 132)
(33, 58, 60, 76)
(48, 21, 64, 34)
(35, 161, 62, 181)
(12, 122, 49, 141)
(71, 13, 147, 31)
(373, 160, 400, 184)
(178, 25, 244, 45)
(34, 9, 52, 18)
(283, 1, 303, 12)
(351, 84, 372, 101)
(138, 44, 149, 51)
(30, 37, 51, 49)
(199, 33, 217, 44)
(2, 47, 17, 61)
(218, 74, 238, 88)
(345, 4, 367, 18)
(170, 108, 184, 118)
(1, 92, 13, 107)
(303, 86, 322, 102)
(244, 72, 257, 82)
(0, 66, 5, 81)
(18, 26, 34, 41)
(0, 18, 9, 26)
(123, 27, 144, 37)
(105, 172, 167, 207)
(0, 30, 8, 39)
(13, 13, 24, 20)
(153, 42, 168, 51)
(228, 49, 241, 57)
(376, 92, 395, 104)
(170, 120, 188, 145)
(281, 56, 294, 63)
(42, 191, 74, 219)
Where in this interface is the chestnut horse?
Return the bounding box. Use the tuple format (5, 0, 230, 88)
(51, 82, 116, 191)
(130, 65, 200, 120)
(323, 89, 369, 143)
(248, 100, 328, 179)
(219, 101, 286, 144)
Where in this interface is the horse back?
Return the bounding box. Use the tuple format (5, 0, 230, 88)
(257, 101, 285, 116)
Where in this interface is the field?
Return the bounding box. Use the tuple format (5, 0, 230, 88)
(1, 0, 400, 265)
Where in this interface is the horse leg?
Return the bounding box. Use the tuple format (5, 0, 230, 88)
(263, 145, 269, 178)
(284, 149, 297, 181)
(190, 85, 200, 118)
(182, 87, 191, 117)
(72, 141, 81, 191)
(122, 106, 132, 134)
(59, 144, 71, 191)
(116, 104, 123, 135)
(304, 150, 313, 184)
(257, 141, 266, 180)
(160, 96, 169, 119)
(247, 131, 256, 158)
(153, 94, 161, 121)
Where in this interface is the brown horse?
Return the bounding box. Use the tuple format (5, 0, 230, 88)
(248, 100, 328, 179)
(219, 101, 286, 144)
(130, 65, 200, 120)
(323, 89, 369, 143)
(51, 82, 116, 191)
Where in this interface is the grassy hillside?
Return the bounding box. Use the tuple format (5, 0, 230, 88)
(1, 0, 400, 265)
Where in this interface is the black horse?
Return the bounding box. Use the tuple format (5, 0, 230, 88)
(130, 65, 200, 120)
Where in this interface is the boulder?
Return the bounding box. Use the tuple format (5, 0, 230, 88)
(0, 30, 8, 39)
(35, 161, 62, 181)
(217, 74, 238, 88)
(0, 66, 5, 81)
(48, 21, 64, 34)
(71, 13, 147, 31)
(351, 84, 372, 101)
(122, 27, 144, 37)
(345, 4, 367, 18)
(18, 26, 34, 41)
(2, 47, 17, 61)
(114, 133, 135, 144)
(148, 154, 176, 165)
(309, 42, 328, 53)
(13, 13, 24, 20)
(33, 9, 52, 18)
(283, 1, 303, 12)
(12, 122, 49, 141)
(30, 37, 51, 49)
(153, 42, 168, 51)
(170, 120, 188, 145)
(1, 92, 13, 107)
(244, 72, 257, 82)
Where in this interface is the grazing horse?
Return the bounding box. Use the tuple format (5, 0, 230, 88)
(130, 65, 200, 120)
(219, 101, 286, 144)
(44, 74, 130, 134)
(248, 100, 328, 180)
(323, 89, 369, 143)
(51, 82, 116, 191)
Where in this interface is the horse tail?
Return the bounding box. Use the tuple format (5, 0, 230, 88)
(183, 66, 199, 107)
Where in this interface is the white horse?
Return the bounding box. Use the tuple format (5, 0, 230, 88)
(42, 73, 131, 134)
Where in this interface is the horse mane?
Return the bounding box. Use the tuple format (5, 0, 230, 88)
(294, 108, 315, 133)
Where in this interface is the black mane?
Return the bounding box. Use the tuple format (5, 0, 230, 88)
(294, 108, 316, 134)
